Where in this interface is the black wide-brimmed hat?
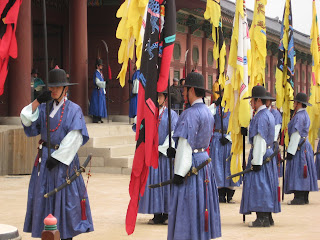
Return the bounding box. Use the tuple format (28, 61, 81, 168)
(96, 58, 104, 66)
(47, 68, 77, 87)
(290, 92, 312, 106)
(266, 92, 276, 101)
(243, 85, 275, 100)
(180, 72, 213, 94)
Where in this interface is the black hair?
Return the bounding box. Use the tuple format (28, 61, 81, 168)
(254, 98, 267, 105)
(194, 88, 205, 98)
(302, 103, 307, 108)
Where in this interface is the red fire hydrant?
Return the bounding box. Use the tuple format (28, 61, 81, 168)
(41, 214, 60, 240)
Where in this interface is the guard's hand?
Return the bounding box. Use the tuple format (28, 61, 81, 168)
(37, 90, 52, 103)
(252, 165, 261, 172)
(286, 153, 294, 160)
(172, 174, 184, 185)
(241, 127, 248, 136)
(215, 97, 222, 106)
(167, 147, 176, 158)
(219, 137, 229, 146)
(46, 156, 59, 171)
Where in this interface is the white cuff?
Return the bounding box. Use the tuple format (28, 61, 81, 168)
(251, 133, 266, 165)
(274, 124, 281, 141)
(51, 130, 83, 166)
(287, 131, 301, 155)
(174, 138, 192, 177)
(95, 78, 106, 89)
(208, 103, 217, 115)
(158, 131, 175, 157)
(225, 132, 232, 143)
(20, 103, 39, 127)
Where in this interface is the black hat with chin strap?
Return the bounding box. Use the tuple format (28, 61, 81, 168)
(291, 92, 312, 106)
(243, 85, 275, 100)
(47, 68, 77, 87)
(180, 72, 213, 94)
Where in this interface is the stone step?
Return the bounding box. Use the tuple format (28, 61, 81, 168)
(93, 135, 136, 147)
(106, 155, 134, 168)
(87, 124, 134, 137)
(87, 166, 132, 175)
(108, 144, 136, 158)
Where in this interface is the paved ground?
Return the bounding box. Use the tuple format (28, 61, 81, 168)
(1, 174, 320, 240)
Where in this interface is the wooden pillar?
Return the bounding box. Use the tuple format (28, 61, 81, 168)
(202, 37, 207, 88)
(69, 0, 88, 114)
(269, 55, 274, 95)
(186, 29, 192, 76)
(8, 0, 32, 116)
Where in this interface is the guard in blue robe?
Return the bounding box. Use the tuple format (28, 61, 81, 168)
(315, 139, 320, 180)
(167, 72, 221, 240)
(240, 86, 281, 227)
(208, 94, 240, 204)
(129, 69, 140, 118)
(266, 92, 283, 177)
(284, 93, 318, 205)
(89, 58, 107, 123)
(138, 91, 178, 224)
(21, 69, 93, 240)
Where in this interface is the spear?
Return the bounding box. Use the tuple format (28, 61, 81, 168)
(167, 74, 173, 186)
(184, 49, 189, 78)
(42, 0, 50, 160)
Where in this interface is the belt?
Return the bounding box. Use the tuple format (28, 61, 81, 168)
(214, 129, 227, 134)
(251, 144, 272, 149)
(42, 141, 60, 150)
(297, 137, 306, 151)
(193, 148, 206, 153)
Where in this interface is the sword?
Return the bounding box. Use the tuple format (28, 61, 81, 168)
(44, 154, 92, 198)
(148, 158, 211, 189)
(225, 152, 233, 162)
(227, 147, 280, 179)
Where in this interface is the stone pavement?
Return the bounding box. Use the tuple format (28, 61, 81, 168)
(0, 174, 320, 240)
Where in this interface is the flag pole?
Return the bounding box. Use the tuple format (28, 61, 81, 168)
(242, 134, 246, 223)
(128, 60, 131, 124)
(167, 74, 173, 186)
(42, 0, 50, 159)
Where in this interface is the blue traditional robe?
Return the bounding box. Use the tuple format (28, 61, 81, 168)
(209, 107, 240, 188)
(284, 109, 318, 193)
(22, 100, 94, 239)
(316, 140, 320, 180)
(89, 69, 107, 118)
(270, 108, 283, 177)
(167, 102, 221, 240)
(138, 107, 178, 214)
(240, 107, 281, 214)
(129, 70, 140, 118)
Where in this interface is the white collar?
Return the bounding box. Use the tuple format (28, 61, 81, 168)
(50, 96, 67, 118)
(297, 108, 305, 113)
(256, 105, 266, 114)
(191, 98, 203, 106)
(159, 106, 166, 116)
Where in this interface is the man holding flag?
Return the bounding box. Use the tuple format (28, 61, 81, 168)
(240, 86, 281, 227)
(167, 72, 221, 240)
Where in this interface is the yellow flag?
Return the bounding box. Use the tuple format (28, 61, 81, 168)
(204, 0, 226, 88)
(116, 0, 148, 87)
(275, 0, 295, 147)
(249, 0, 267, 91)
(307, 0, 320, 150)
(223, 0, 251, 182)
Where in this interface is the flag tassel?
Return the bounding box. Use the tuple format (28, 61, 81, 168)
(81, 199, 87, 220)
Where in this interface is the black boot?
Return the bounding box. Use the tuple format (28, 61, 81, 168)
(269, 213, 274, 226)
(249, 212, 270, 227)
(304, 191, 309, 204)
(98, 116, 104, 123)
(287, 191, 305, 205)
(92, 115, 99, 123)
(148, 213, 163, 224)
(226, 188, 235, 203)
(218, 188, 226, 203)
(61, 238, 72, 240)
(162, 213, 168, 225)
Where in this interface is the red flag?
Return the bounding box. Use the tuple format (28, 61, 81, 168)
(0, 0, 22, 95)
(125, 0, 176, 235)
